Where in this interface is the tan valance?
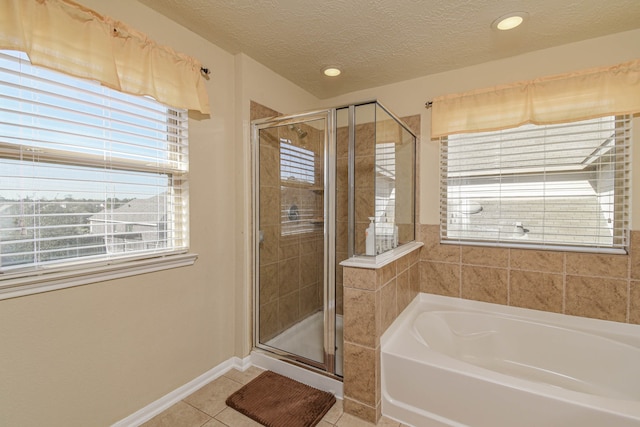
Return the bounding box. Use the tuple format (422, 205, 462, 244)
(0, 0, 210, 114)
(431, 59, 640, 139)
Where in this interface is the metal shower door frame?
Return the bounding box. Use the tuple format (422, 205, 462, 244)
(251, 108, 338, 377)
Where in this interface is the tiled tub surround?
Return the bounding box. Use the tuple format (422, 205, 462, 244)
(342, 225, 640, 424)
(419, 224, 640, 325)
(342, 245, 421, 424)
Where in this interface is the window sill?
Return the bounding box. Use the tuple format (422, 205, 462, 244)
(441, 239, 628, 255)
(0, 253, 198, 301)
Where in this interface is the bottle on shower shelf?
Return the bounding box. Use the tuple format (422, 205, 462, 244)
(393, 222, 398, 248)
(365, 217, 375, 256)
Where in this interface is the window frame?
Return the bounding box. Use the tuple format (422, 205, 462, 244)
(439, 115, 632, 254)
(0, 50, 196, 299)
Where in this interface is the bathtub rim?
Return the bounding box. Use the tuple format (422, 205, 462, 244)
(382, 293, 640, 349)
(381, 293, 640, 425)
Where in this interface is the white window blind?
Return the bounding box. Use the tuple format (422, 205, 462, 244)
(441, 115, 631, 253)
(279, 138, 319, 235)
(0, 50, 189, 277)
(280, 139, 315, 184)
(375, 142, 396, 239)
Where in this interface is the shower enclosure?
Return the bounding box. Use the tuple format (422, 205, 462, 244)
(252, 101, 416, 378)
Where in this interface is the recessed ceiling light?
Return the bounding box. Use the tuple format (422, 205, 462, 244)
(323, 66, 341, 77)
(492, 12, 528, 31)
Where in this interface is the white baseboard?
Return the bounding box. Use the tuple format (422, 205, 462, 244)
(112, 352, 344, 426)
(111, 355, 252, 427)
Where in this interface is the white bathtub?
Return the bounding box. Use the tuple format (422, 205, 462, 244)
(381, 293, 640, 427)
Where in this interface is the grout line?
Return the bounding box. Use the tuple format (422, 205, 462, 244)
(562, 253, 566, 314)
(182, 400, 216, 422)
(507, 251, 512, 305)
(458, 257, 462, 298)
(627, 242, 632, 323)
(627, 279, 631, 323)
(197, 416, 215, 427)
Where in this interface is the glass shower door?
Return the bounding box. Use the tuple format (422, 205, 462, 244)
(254, 112, 336, 373)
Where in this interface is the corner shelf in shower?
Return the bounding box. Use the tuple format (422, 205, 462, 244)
(309, 218, 324, 225)
(280, 182, 324, 193)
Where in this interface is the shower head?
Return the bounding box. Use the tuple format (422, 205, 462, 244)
(289, 124, 308, 139)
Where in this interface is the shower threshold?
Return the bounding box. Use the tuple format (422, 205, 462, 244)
(266, 311, 343, 377)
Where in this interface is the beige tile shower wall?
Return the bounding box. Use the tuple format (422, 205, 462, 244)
(257, 123, 325, 342)
(354, 122, 376, 255)
(419, 224, 640, 324)
(342, 247, 421, 424)
(260, 144, 324, 342)
(258, 231, 324, 342)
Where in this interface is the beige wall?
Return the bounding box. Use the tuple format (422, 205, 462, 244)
(0, 1, 236, 425)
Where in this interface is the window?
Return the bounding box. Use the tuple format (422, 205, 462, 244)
(279, 138, 318, 235)
(280, 139, 315, 184)
(375, 142, 396, 241)
(441, 116, 631, 253)
(0, 50, 189, 279)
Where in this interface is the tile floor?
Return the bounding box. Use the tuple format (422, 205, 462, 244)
(141, 367, 409, 427)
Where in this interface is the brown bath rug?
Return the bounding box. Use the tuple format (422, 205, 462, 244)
(225, 370, 336, 427)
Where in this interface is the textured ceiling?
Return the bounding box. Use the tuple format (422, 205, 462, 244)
(138, 0, 640, 99)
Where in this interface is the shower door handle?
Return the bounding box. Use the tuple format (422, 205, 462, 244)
(259, 230, 264, 244)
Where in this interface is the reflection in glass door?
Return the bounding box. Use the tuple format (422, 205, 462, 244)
(254, 111, 339, 375)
